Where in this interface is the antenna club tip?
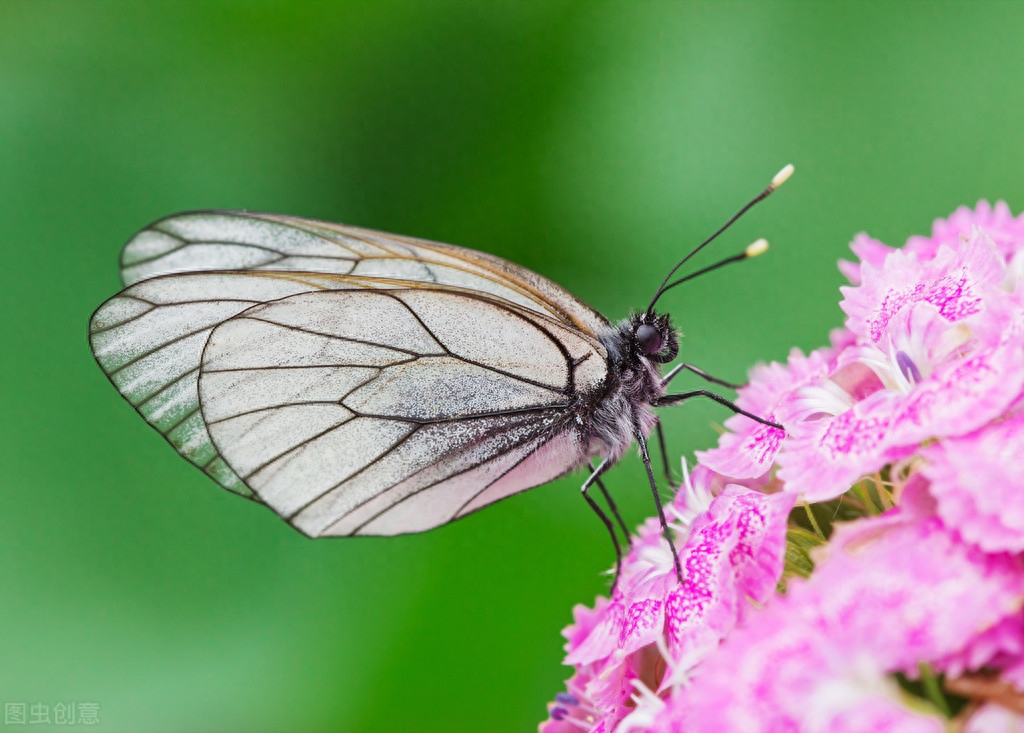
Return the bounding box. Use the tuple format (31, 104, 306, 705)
(770, 164, 795, 190)
(745, 238, 769, 258)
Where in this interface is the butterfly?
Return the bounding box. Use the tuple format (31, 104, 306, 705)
(89, 165, 791, 584)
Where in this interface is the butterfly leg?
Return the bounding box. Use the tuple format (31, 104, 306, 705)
(636, 431, 684, 583)
(591, 461, 631, 545)
(654, 389, 783, 430)
(654, 420, 673, 486)
(661, 363, 743, 390)
(580, 458, 624, 590)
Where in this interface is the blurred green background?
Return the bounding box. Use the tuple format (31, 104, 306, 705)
(3, 1, 1024, 730)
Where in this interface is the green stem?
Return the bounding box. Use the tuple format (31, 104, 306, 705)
(872, 473, 894, 510)
(802, 501, 825, 540)
(918, 663, 950, 718)
(853, 481, 880, 515)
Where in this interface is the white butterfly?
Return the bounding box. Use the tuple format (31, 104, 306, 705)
(89, 166, 791, 580)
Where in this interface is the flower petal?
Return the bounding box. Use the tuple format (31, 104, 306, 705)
(776, 389, 909, 501)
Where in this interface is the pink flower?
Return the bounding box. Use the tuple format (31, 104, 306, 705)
(908, 200, 1024, 263)
(841, 229, 1005, 346)
(697, 347, 834, 479)
(883, 327, 1024, 448)
(839, 233, 897, 286)
(964, 703, 1024, 733)
(675, 605, 945, 733)
(842, 201, 1024, 286)
(670, 506, 1023, 732)
(543, 200, 1024, 732)
(542, 599, 632, 733)
(543, 469, 793, 732)
(664, 484, 794, 660)
(937, 612, 1024, 684)
(776, 388, 912, 501)
(922, 412, 1024, 553)
(776, 228, 1024, 501)
(809, 508, 1024, 676)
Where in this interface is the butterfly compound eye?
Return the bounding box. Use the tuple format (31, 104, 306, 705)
(636, 324, 663, 355)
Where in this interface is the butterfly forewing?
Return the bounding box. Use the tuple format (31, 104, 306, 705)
(120, 211, 609, 336)
(91, 212, 612, 533)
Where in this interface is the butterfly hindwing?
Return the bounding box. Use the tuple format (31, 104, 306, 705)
(89, 270, 374, 497)
(198, 287, 605, 536)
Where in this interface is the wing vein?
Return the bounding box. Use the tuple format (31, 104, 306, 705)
(133, 366, 199, 409)
(342, 403, 570, 425)
(102, 324, 225, 376)
(380, 292, 453, 357)
(240, 414, 359, 481)
(140, 238, 356, 264)
(241, 315, 433, 358)
(284, 424, 424, 520)
(337, 370, 383, 404)
(161, 404, 201, 436)
(202, 360, 414, 373)
(205, 401, 348, 426)
(446, 354, 569, 394)
(344, 426, 552, 536)
(452, 430, 559, 519)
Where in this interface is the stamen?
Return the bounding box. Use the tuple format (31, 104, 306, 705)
(666, 459, 713, 534)
(547, 692, 597, 728)
(551, 711, 593, 731)
(655, 635, 703, 692)
(629, 677, 665, 710)
(895, 350, 922, 384)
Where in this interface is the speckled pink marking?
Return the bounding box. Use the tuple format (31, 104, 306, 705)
(820, 410, 890, 460)
(869, 269, 979, 343)
(619, 598, 662, 648)
(664, 522, 729, 639)
(728, 495, 768, 571)
(741, 423, 785, 470)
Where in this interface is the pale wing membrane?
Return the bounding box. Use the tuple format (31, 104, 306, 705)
(199, 288, 604, 536)
(120, 217, 358, 284)
(329, 427, 582, 538)
(315, 219, 610, 336)
(89, 270, 365, 497)
(120, 211, 609, 336)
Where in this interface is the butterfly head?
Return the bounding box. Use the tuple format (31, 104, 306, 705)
(632, 311, 678, 364)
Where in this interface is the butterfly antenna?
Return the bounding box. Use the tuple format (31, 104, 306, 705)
(657, 238, 769, 297)
(646, 164, 793, 315)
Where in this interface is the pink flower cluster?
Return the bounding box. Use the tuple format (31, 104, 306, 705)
(542, 201, 1024, 732)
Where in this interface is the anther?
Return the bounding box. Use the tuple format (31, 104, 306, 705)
(896, 351, 923, 384)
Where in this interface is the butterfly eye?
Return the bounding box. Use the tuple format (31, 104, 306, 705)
(635, 324, 663, 355)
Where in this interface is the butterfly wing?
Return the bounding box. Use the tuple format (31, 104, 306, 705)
(119, 211, 610, 336)
(89, 270, 357, 496)
(197, 287, 607, 535)
(91, 213, 612, 531)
